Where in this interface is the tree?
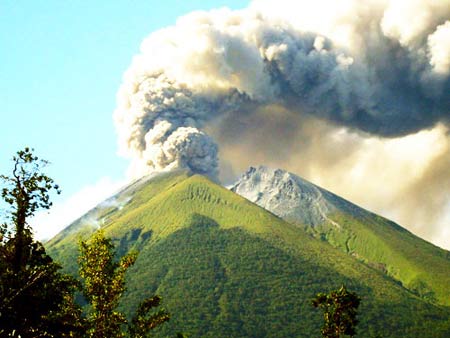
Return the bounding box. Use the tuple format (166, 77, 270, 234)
(79, 230, 170, 338)
(0, 148, 84, 337)
(312, 285, 361, 338)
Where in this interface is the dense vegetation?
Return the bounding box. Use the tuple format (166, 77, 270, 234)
(47, 171, 450, 337)
(0, 148, 83, 337)
(0, 149, 170, 337)
(78, 230, 170, 337)
(312, 286, 361, 338)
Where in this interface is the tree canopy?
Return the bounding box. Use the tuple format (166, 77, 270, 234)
(312, 285, 361, 338)
(0, 148, 83, 337)
(0, 148, 171, 337)
(79, 230, 170, 337)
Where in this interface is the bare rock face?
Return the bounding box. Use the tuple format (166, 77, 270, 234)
(231, 166, 351, 227)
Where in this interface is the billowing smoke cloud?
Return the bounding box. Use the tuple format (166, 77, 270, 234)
(114, 0, 450, 248)
(115, 70, 250, 178)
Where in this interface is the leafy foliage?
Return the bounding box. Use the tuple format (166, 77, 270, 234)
(0, 148, 83, 337)
(312, 286, 361, 337)
(79, 230, 169, 337)
(1, 147, 60, 270)
(128, 296, 171, 338)
(1, 148, 60, 218)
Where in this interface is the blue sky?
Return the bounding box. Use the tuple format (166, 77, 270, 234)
(0, 0, 249, 199)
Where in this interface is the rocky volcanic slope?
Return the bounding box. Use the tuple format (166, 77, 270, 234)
(231, 166, 450, 306)
(231, 166, 348, 227)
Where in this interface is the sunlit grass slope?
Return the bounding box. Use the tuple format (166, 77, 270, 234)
(47, 172, 450, 337)
(305, 206, 450, 306)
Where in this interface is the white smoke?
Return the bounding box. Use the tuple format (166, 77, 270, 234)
(114, 0, 450, 248)
(142, 123, 219, 176)
(115, 70, 249, 178)
(32, 177, 125, 240)
(428, 21, 450, 75)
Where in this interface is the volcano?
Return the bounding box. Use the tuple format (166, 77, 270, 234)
(47, 169, 450, 337)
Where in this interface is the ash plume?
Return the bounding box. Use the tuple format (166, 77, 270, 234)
(114, 0, 450, 248)
(115, 0, 449, 178)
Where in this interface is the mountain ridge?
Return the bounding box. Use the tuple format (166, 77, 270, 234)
(46, 170, 450, 337)
(231, 165, 450, 306)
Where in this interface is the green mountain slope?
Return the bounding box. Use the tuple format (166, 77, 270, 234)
(231, 166, 450, 306)
(315, 210, 450, 305)
(47, 171, 450, 337)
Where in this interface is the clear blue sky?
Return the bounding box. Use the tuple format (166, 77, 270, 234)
(0, 0, 249, 201)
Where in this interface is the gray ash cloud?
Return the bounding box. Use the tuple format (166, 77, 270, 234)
(114, 1, 449, 179)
